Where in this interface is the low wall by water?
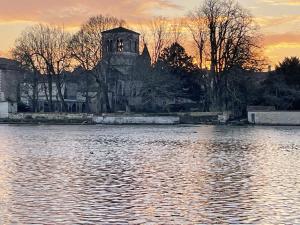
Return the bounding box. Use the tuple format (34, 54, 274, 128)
(2, 111, 226, 125)
(3, 113, 179, 125)
(93, 116, 180, 125)
(248, 111, 300, 125)
(7, 113, 94, 124)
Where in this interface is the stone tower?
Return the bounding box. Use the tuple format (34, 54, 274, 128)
(102, 27, 140, 75)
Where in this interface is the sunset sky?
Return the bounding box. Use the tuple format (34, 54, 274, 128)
(0, 0, 299, 66)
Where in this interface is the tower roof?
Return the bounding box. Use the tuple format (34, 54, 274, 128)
(102, 27, 140, 35)
(141, 44, 151, 59)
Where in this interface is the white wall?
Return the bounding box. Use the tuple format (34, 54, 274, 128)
(0, 102, 9, 118)
(0, 101, 17, 118)
(248, 111, 300, 125)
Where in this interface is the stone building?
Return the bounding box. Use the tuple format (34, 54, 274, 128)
(100, 27, 151, 112)
(0, 58, 21, 102)
(0, 58, 20, 117)
(20, 72, 87, 113)
(102, 27, 140, 75)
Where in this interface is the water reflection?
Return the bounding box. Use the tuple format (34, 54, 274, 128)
(0, 125, 299, 224)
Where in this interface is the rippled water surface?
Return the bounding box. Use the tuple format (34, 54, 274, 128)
(0, 125, 299, 224)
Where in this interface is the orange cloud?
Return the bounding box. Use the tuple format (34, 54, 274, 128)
(0, 0, 181, 26)
(263, 33, 300, 65)
(256, 15, 300, 29)
(0, 0, 299, 67)
(263, 33, 300, 45)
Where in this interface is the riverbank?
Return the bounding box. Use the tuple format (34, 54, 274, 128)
(0, 112, 225, 125)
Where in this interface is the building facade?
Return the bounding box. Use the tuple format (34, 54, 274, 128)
(0, 58, 20, 117)
(101, 27, 151, 112)
(0, 58, 21, 102)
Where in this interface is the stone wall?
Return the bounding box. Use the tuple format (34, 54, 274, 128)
(8, 113, 94, 123)
(93, 115, 180, 125)
(248, 111, 300, 125)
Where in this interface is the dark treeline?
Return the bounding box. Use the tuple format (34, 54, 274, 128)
(11, 0, 300, 114)
(258, 57, 300, 110)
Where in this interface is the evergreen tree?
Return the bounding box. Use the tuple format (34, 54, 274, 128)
(276, 57, 300, 87)
(155, 42, 206, 106)
(156, 42, 196, 75)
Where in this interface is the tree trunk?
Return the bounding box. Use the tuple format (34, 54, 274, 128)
(102, 83, 111, 113)
(55, 76, 67, 112)
(47, 75, 53, 112)
(96, 82, 102, 114)
(32, 71, 38, 112)
(85, 75, 90, 113)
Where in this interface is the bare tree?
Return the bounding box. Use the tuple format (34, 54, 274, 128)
(35, 25, 71, 112)
(68, 15, 124, 113)
(150, 17, 170, 64)
(136, 23, 150, 53)
(169, 18, 185, 44)
(201, 0, 263, 109)
(12, 24, 71, 112)
(12, 32, 40, 112)
(187, 9, 207, 69)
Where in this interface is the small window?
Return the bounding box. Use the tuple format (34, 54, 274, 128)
(117, 39, 124, 52)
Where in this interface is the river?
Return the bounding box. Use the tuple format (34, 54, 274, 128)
(0, 125, 299, 224)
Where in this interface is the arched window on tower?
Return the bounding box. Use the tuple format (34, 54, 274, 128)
(117, 39, 124, 52)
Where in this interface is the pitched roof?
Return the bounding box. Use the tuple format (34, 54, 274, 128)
(102, 27, 140, 35)
(141, 44, 151, 59)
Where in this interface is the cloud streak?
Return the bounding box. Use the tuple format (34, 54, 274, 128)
(0, 0, 181, 25)
(0, 0, 299, 65)
(261, 0, 300, 6)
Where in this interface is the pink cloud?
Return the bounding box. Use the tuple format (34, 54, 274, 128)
(0, 0, 181, 25)
(263, 33, 300, 45)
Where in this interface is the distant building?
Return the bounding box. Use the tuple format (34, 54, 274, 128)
(101, 27, 152, 112)
(247, 106, 300, 125)
(0, 58, 20, 117)
(0, 58, 21, 102)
